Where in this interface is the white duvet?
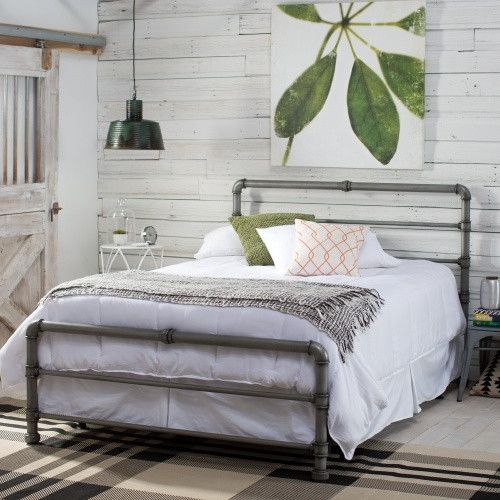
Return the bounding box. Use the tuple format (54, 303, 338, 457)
(0, 257, 465, 459)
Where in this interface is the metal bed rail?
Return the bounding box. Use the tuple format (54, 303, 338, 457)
(25, 319, 331, 481)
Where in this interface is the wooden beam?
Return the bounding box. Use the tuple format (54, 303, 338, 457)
(0, 212, 46, 238)
(0, 234, 44, 306)
(42, 49, 52, 70)
(0, 184, 46, 216)
(40, 51, 59, 291)
(0, 299, 26, 331)
(0, 45, 44, 76)
(0, 23, 106, 55)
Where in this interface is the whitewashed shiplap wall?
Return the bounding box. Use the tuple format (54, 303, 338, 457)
(97, 0, 500, 314)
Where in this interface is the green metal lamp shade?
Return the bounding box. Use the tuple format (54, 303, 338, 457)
(105, 99, 164, 150)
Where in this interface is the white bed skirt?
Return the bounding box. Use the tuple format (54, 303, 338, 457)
(38, 335, 462, 457)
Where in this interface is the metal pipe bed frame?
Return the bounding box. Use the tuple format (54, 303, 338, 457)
(25, 179, 471, 482)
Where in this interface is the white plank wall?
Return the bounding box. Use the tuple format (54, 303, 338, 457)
(97, 0, 500, 316)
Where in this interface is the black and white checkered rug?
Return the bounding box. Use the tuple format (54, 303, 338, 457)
(0, 401, 498, 499)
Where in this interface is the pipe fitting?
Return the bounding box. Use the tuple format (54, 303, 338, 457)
(308, 341, 329, 364)
(25, 365, 39, 379)
(26, 320, 43, 339)
(458, 256, 471, 269)
(313, 393, 329, 409)
(343, 180, 352, 192)
(160, 329, 175, 344)
(232, 179, 246, 194)
(455, 184, 471, 201)
(312, 440, 329, 458)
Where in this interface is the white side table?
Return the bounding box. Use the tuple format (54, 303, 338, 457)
(100, 244, 166, 273)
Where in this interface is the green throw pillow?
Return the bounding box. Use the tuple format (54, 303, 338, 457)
(229, 213, 315, 266)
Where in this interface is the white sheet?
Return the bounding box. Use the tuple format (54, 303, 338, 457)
(0, 257, 465, 459)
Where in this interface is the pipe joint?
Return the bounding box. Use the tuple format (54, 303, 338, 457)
(314, 393, 329, 409)
(343, 180, 352, 192)
(160, 329, 175, 344)
(232, 179, 246, 195)
(26, 320, 43, 339)
(308, 341, 329, 365)
(455, 184, 471, 201)
(25, 365, 39, 379)
(312, 441, 329, 458)
(458, 257, 471, 269)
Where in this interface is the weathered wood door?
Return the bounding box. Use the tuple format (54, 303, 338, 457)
(0, 46, 59, 346)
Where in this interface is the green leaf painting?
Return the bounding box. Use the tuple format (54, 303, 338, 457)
(275, 51, 336, 138)
(379, 52, 425, 118)
(273, 1, 426, 167)
(278, 5, 322, 23)
(348, 59, 400, 165)
(398, 7, 426, 37)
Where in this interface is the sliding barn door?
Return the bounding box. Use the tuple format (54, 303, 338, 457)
(0, 46, 59, 346)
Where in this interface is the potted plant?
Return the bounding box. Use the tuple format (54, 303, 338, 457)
(112, 229, 128, 245)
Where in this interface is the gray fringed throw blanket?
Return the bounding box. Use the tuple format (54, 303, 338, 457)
(44, 271, 384, 361)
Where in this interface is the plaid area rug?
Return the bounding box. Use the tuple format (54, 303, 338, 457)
(0, 401, 498, 499)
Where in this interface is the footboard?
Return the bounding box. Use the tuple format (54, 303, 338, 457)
(25, 319, 331, 481)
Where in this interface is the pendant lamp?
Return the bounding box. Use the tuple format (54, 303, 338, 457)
(105, 0, 164, 150)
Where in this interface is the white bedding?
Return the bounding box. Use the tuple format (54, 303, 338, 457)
(0, 257, 465, 459)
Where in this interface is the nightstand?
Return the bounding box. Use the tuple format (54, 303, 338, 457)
(457, 324, 500, 401)
(100, 244, 166, 273)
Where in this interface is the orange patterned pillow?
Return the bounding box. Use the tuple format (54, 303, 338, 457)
(288, 220, 367, 276)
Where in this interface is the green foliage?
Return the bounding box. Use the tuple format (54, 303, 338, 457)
(398, 7, 426, 37)
(278, 4, 322, 23)
(275, 2, 425, 166)
(113, 229, 127, 234)
(379, 52, 425, 118)
(274, 51, 336, 138)
(347, 59, 400, 165)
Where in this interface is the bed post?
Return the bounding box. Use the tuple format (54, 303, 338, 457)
(456, 185, 471, 402)
(456, 184, 471, 321)
(232, 179, 245, 216)
(25, 320, 41, 444)
(309, 341, 330, 482)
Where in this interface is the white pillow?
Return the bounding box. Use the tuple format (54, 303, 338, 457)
(256, 225, 296, 272)
(257, 224, 399, 273)
(360, 230, 400, 269)
(194, 225, 244, 259)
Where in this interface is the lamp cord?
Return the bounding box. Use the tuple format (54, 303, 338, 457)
(132, 0, 136, 99)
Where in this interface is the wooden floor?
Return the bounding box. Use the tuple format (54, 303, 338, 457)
(375, 388, 500, 453)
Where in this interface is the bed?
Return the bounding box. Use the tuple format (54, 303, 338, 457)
(0, 179, 470, 482)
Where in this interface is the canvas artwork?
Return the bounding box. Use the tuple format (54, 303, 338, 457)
(271, 1, 426, 169)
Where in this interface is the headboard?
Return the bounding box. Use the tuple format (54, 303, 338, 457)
(232, 179, 471, 317)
